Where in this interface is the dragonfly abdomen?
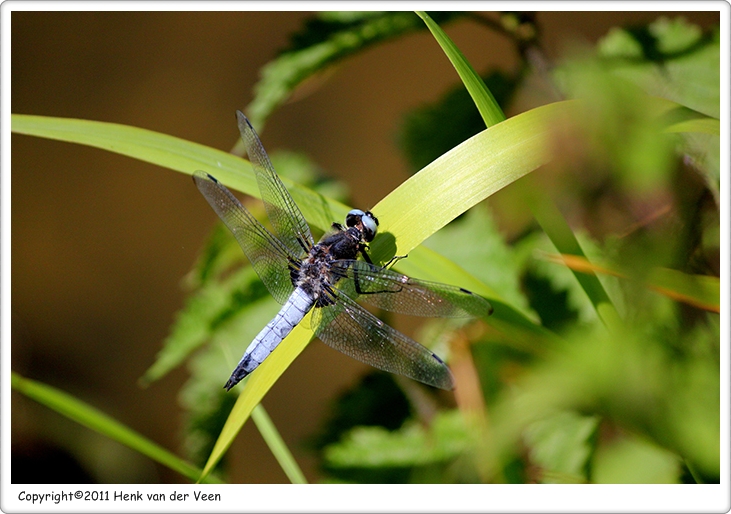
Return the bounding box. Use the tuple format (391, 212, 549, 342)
(224, 286, 315, 391)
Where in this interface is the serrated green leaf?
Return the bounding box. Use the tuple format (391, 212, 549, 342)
(142, 265, 269, 385)
(244, 11, 463, 130)
(324, 410, 469, 469)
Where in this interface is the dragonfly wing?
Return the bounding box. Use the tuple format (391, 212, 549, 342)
(193, 170, 296, 304)
(311, 290, 454, 390)
(330, 260, 493, 318)
(237, 111, 315, 257)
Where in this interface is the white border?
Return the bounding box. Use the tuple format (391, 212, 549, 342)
(2, 2, 729, 513)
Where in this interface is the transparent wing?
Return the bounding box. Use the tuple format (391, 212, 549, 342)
(237, 111, 315, 257)
(193, 171, 295, 304)
(329, 260, 493, 318)
(311, 290, 454, 390)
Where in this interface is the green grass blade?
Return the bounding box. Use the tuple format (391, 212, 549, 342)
(251, 404, 308, 484)
(11, 113, 255, 186)
(412, 14, 618, 324)
(416, 11, 505, 126)
(198, 320, 313, 482)
(646, 268, 720, 313)
(369, 100, 574, 259)
(11, 372, 223, 483)
(10, 113, 348, 236)
(528, 191, 618, 324)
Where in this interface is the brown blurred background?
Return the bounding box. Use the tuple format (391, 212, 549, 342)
(10, 10, 719, 483)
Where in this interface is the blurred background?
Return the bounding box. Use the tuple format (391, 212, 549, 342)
(10, 10, 720, 484)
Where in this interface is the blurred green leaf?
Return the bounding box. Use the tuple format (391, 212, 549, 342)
(592, 434, 681, 483)
(554, 58, 678, 193)
(542, 253, 720, 313)
(487, 318, 719, 482)
(524, 411, 599, 483)
(599, 17, 719, 118)
(308, 373, 411, 453)
(596, 17, 720, 198)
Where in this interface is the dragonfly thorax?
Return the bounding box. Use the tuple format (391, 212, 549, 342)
(294, 245, 337, 307)
(318, 225, 368, 261)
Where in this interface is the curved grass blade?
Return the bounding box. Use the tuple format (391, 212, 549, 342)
(11, 372, 223, 484)
(198, 319, 313, 482)
(416, 11, 505, 127)
(10, 113, 349, 236)
(251, 404, 307, 484)
(542, 253, 720, 313)
(369, 100, 577, 259)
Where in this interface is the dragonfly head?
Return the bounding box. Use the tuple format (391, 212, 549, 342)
(346, 209, 379, 242)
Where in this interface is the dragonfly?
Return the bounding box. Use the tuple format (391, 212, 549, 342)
(193, 111, 492, 391)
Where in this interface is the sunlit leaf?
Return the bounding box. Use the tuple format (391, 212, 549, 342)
(424, 205, 535, 320)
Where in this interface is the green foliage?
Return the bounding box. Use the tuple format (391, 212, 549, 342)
(244, 11, 463, 130)
(323, 410, 472, 483)
(424, 205, 535, 319)
(523, 411, 599, 483)
(307, 373, 412, 453)
(313, 14, 719, 485)
(597, 17, 720, 199)
(398, 72, 518, 172)
(591, 434, 681, 484)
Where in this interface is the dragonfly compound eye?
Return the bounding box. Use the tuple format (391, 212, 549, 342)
(346, 209, 378, 242)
